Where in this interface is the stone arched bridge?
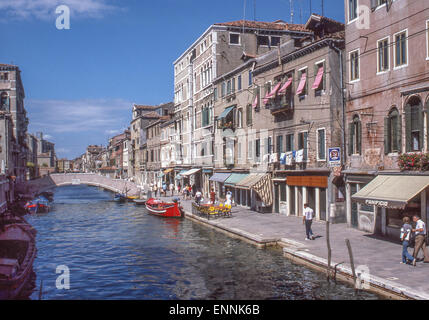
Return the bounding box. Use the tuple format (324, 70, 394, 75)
(22, 173, 141, 197)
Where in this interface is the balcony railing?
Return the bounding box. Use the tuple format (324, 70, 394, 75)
(268, 94, 293, 115)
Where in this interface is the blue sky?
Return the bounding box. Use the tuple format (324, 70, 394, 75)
(0, 0, 345, 159)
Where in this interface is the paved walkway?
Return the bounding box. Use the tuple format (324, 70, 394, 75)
(159, 194, 429, 299)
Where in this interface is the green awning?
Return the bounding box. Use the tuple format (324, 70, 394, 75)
(224, 173, 249, 187)
(218, 106, 235, 120)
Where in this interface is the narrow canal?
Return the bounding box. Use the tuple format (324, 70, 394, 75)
(23, 185, 380, 300)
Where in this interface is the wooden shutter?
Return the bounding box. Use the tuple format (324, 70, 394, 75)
(405, 104, 412, 152)
(384, 117, 390, 154)
(348, 122, 354, 156)
(357, 121, 362, 154)
(419, 104, 424, 151)
(396, 114, 402, 153)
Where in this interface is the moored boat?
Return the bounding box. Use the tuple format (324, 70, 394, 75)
(133, 199, 146, 205)
(24, 196, 50, 214)
(0, 222, 37, 299)
(113, 193, 127, 203)
(145, 198, 184, 218)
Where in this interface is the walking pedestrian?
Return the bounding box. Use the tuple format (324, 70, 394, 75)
(225, 191, 232, 207)
(192, 184, 196, 197)
(412, 215, 429, 264)
(170, 182, 174, 196)
(162, 182, 167, 197)
(153, 184, 158, 198)
(303, 203, 315, 240)
(210, 188, 216, 205)
(195, 189, 202, 205)
(401, 217, 416, 265)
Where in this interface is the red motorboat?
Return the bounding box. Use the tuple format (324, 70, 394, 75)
(145, 198, 184, 218)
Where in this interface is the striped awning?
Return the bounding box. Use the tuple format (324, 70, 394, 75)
(209, 172, 231, 183)
(181, 168, 201, 177)
(236, 173, 273, 206)
(224, 173, 249, 187)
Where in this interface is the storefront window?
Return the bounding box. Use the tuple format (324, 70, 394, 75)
(387, 198, 420, 228)
(280, 184, 286, 202)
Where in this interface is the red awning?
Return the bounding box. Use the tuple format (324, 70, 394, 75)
(263, 82, 282, 105)
(252, 95, 258, 109)
(296, 72, 307, 95)
(312, 66, 324, 89)
(278, 77, 292, 94)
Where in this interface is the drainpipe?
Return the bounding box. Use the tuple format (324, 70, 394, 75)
(330, 42, 346, 166)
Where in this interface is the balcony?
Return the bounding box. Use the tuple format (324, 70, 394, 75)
(268, 94, 293, 115)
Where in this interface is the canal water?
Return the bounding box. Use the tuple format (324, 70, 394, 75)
(23, 185, 380, 300)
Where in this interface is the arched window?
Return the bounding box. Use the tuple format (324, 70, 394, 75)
(405, 96, 423, 152)
(384, 107, 401, 154)
(0, 92, 9, 110)
(348, 115, 361, 155)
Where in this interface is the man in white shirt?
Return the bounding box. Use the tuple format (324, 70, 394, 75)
(303, 203, 315, 240)
(412, 215, 429, 264)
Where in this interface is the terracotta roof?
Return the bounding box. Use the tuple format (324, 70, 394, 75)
(214, 20, 310, 32)
(134, 105, 159, 110)
(141, 111, 161, 119)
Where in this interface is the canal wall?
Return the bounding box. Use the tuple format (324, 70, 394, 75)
(179, 201, 429, 300)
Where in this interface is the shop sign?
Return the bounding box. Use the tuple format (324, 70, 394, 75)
(365, 199, 388, 207)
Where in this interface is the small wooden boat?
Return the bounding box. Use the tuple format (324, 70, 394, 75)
(133, 199, 146, 205)
(24, 196, 50, 214)
(113, 193, 127, 203)
(0, 222, 37, 299)
(145, 198, 184, 218)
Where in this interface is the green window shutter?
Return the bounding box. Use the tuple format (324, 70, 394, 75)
(405, 104, 412, 152)
(396, 114, 402, 153)
(384, 117, 390, 154)
(348, 122, 354, 156)
(419, 105, 424, 151)
(357, 121, 362, 154)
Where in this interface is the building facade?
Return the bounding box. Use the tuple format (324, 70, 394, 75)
(344, 0, 429, 238)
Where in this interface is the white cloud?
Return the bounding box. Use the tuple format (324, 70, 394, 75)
(0, 0, 120, 21)
(27, 98, 131, 134)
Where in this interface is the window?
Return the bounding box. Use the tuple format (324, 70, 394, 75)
(271, 36, 281, 47)
(238, 75, 242, 91)
(348, 115, 362, 155)
(214, 87, 218, 101)
(317, 129, 326, 161)
(266, 137, 272, 154)
(384, 108, 401, 154)
(229, 33, 240, 45)
(246, 104, 252, 126)
(298, 132, 308, 160)
(248, 70, 253, 87)
(236, 109, 243, 128)
(371, 0, 386, 10)
(231, 78, 235, 93)
(348, 0, 358, 22)
(227, 80, 232, 95)
(276, 135, 284, 154)
(221, 82, 226, 97)
(286, 134, 294, 152)
(255, 139, 261, 159)
(405, 97, 423, 152)
(297, 68, 307, 96)
(0, 73, 8, 80)
(313, 61, 325, 92)
(257, 35, 269, 46)
(350, 50, 360, 81)
(377, 37, 389, 73)
(394, 30, 408, 68)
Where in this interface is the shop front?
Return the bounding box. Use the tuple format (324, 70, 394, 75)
(235, 173, 273, 213)
(202, 168, 213, 198)
(181, 168, 202, 191)
(351, 174, 429, 240)
(272, 176, 287, 214)
(209, 172, 231, 200)
(285, 174, 328, 220)
(223, 173, 249, 207)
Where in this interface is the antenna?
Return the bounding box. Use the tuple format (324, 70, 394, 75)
(310, 0, 312, 14)
(321, 0, 324, 16)
(253, 0, 256, 21)
(290, 0, 294, 24)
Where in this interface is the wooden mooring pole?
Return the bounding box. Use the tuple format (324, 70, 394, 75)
(345, 238, 357, 292)
(326, 221, 331, 281)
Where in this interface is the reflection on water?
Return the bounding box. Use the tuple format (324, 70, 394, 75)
(22, 185, 380, 300)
